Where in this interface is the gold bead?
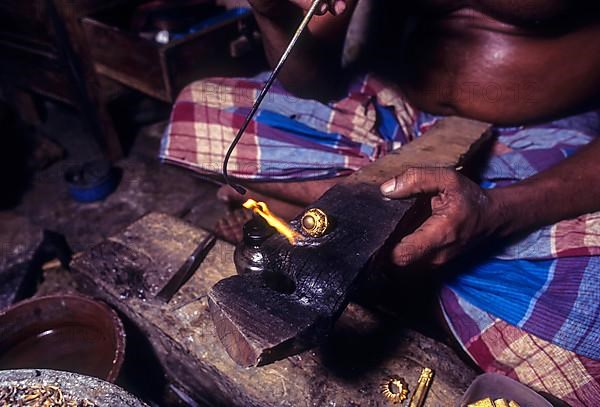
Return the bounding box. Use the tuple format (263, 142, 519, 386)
(302, 214, 316, 230)
(301, 208, 329, 238)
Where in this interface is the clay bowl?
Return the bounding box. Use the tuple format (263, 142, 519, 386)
(0, 295, 125, 382)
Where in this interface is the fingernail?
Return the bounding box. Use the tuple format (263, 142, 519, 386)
(319, 3, 328, 13)
(334, 0, 346, 14)
(380, 178, 396, 195)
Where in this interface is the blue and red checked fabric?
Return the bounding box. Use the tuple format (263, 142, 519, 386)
(441, 288, 600, 406)
(161, 73, 600, 406)
(442, 111, 600, 358)
(161, 73, 417, 180)
(439, 110, 600, 406)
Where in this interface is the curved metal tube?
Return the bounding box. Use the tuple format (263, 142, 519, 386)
(222, 0, 326, 195)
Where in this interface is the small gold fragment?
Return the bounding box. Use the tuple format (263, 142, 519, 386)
(23, 393, 40, 401)
(409, 367, 434, 407)
(469, 398, 522, 407)
(494, 399, 510, 407)
(468, 398, 495, 407)
(381, 376, 409, 404)
(0, 384, 95, 407)
(301, 208, 329, 238)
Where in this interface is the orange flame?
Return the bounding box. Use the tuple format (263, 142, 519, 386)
(243, 199, 301, 245)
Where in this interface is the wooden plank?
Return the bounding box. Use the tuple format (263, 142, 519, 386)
(51, 0, 124, 160)
(347, 117, 492, 185)
(0, 0, 130, 159)
(0, 1, 57, 52)
(0, 40, 76, 105)
(164, 13, 262, 99)
(71, 212, 477, 406)
(209, 117, 492, 367)
(81, 18, 167, 101)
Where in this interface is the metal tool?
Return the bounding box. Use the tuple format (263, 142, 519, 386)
(156, 234, 217, 302)
(408, 368, 434, 407)
(222, 0, 326, 195)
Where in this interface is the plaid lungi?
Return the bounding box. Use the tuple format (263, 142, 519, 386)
(161, 73, 418, 180)
(162, 73, 600, 405)
(441, 288, 600, 406)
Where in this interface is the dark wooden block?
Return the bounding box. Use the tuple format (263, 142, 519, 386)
(209, 117, 493, 367)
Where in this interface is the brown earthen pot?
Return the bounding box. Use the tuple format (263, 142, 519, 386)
(0, 295, 125, 382)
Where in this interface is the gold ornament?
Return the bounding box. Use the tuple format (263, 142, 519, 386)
(409, 367, 434, 407)
(301, 208, 329, 238)
(468, 398, 521, 407)
(468, 398, 495, 407)
(381, 376, 409, 404)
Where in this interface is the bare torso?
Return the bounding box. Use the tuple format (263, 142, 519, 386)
(228, 0, 600, 251)
(375, 1, 600, 124)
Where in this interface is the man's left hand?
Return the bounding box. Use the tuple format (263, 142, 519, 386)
(380, 168, 500, 267)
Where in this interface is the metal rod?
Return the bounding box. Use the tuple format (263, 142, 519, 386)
(408, 368, 434, 407)
(222, 0, 325, 195)
(156, 234, 217, 302)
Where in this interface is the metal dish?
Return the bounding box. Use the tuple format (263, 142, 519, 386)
(0, 369, 147, 406)
(458, 373, 553, 407)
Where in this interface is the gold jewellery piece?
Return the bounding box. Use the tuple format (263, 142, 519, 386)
(381, 376, 409, 404)
(301, 208, 329, 238)
(409, 368, 434, 407)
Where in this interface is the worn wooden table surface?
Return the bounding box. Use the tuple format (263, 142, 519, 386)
(72, 212, 477, 406)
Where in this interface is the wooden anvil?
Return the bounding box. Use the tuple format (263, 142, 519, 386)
(209, 118, 492, 367)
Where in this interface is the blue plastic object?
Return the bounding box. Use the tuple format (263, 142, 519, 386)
(64, 160, 119, 203)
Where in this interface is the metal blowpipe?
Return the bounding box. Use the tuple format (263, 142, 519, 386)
(222, 0, 326, 195)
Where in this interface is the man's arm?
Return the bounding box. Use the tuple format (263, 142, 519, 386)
(249, 0, 357, 100)
(491, 137, 600, 237)
(379, 138, 600, 267)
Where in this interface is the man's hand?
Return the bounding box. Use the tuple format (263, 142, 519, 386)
(247, 0, 349, 18)
(248, 0, 355, 99)
(380, 168, 501, 267)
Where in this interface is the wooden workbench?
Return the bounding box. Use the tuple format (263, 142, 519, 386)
(72, 212, 477, 406)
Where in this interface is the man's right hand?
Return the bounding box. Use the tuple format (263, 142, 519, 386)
(247, 0, 354, 99)
(247, 0, 349, 18)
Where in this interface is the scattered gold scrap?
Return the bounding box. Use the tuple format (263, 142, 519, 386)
(494, 399, 509, 407)
(468, 398, 495, 407)
(468, 398, 521, 407)
(301, 208, 329, 238)
(381, 376, 409, 404)
(409, 367, 434, 407)
(0, 384, 95, 407)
